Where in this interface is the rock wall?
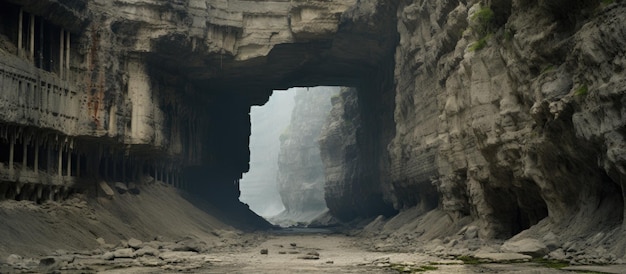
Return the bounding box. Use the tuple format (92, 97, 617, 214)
(0, 0, 395, 210)
(275, 87, 337, 223)
(320, 87, 397, 220)
(380, 0, 626, 259)
(239, 90, 294, 217)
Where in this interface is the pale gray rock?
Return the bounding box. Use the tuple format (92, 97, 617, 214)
(113, 248, 136, 259)
(114, 182, 128, 194)
(501, 239, 549, 257)
(128, 238, 143, 249)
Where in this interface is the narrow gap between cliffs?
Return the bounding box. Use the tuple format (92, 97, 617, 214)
(239, 86, 343, 228)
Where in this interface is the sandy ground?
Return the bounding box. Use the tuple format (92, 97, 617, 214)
(1, 183, 625, 273)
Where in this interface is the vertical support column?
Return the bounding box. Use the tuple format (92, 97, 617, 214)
(18, 8, 23, 54)
(57, 145, 62, 178)
(153, 162, 157, 183)
(46, 145, 52, 174)
(65, 32, 70, 81)
(66, 150, 71, 177)
(59, 29, 64, 78)
(34, 144, 39, 174)
(22, 141, 27, 169)
(9, 136, 15, 173)
(29, 14, 34, 62)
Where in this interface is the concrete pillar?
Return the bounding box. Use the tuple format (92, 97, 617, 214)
(29, 14, 34, 61)
(66, 150, 71, 177)
(18, 8, 23, 54)
(57, 146, 62, 178)
(34, 144, 39, 174)
(59, 29, 64, 78)
(22, 141, 27, 169)
(46, 145, 52, 173)
(8, 136, 15, 172)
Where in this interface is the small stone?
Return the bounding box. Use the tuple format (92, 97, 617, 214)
(98, 181, 115, 197)
(290, 243, 297, 247)
(298, 254, 319, 260)
(135, 246, 159, 257)
(464, 226, 479, 240)
(501, 238, 549, 257)
(114, 182, 128, 194)
(102, 252, 115, 260)
(38, 257, 55, 267)
(306, 251, 320, 256)
(113, 248, 136, 258)
(128, 238, 143, 249)
(260, 249, 268, 255)
(278, 251, 286, 254)
(6, 254, 23, 266)
(326, 260, 334, 264)
(96, 238, 107, 246)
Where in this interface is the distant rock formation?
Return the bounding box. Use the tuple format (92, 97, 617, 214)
(274, 87, 337, 224)
(240, 90, 295, 217)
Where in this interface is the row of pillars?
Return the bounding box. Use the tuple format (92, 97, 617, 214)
(96, 153, 185, 189)
(3, 132, 78, 179)
(16, 8, 71, 79)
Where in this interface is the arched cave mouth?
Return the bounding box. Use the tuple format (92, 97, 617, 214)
(239, 86, 341, 226)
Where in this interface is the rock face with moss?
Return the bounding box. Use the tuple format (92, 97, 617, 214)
(275, 87, 337, 223)
(382, 0, 626, 260)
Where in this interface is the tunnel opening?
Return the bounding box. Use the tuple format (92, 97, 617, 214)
(240, 86, 340, 226)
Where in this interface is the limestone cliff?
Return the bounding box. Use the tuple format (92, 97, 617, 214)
(274, 87, 337, 223)
(239, 90, 294, 217)
(1, 0, 625, 263)
(377, 0, 626, 262)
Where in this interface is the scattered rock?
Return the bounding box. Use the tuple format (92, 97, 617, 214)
(6, 254, 22, 266)
(135, 246, 159, 257)
(464, 226, 479, 240)
(543, 232, 560, 251)
(306, 251, 319, 256)
(113, 248, 135, 259)
(260, 249, 268, 255)
(101, 252, 115, 260)
(38, 257, 56, 267)
(288, 251, 300, 254)
(114, 182, 128, 194)
(501, 238, 549, 257)
(298, 254, 320, 260)
(326, 260, 334, 264)
(128, 238, 143, 249)
(128, 183, 140, 195)
(290, 243, 297, 247)
(159, 251, 198, 263)
(98, 181, 115, 198)
(278, 251, 287, 254)
(96, 238, 107, 246)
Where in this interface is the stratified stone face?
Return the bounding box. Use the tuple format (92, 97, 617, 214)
(388, 0, 626, 242)
(275, 87, 337, 222)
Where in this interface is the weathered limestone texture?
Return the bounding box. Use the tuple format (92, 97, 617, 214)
(274, 87, 337, 223)
(320, 87, 397, 220)
(240, 90, 295, 217)
(0, 0, 395, 209)
(382, 0, 626, 262)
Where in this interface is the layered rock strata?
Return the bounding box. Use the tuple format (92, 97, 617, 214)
(0, 0, 397, 210)
(275, 87, 337, 223)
